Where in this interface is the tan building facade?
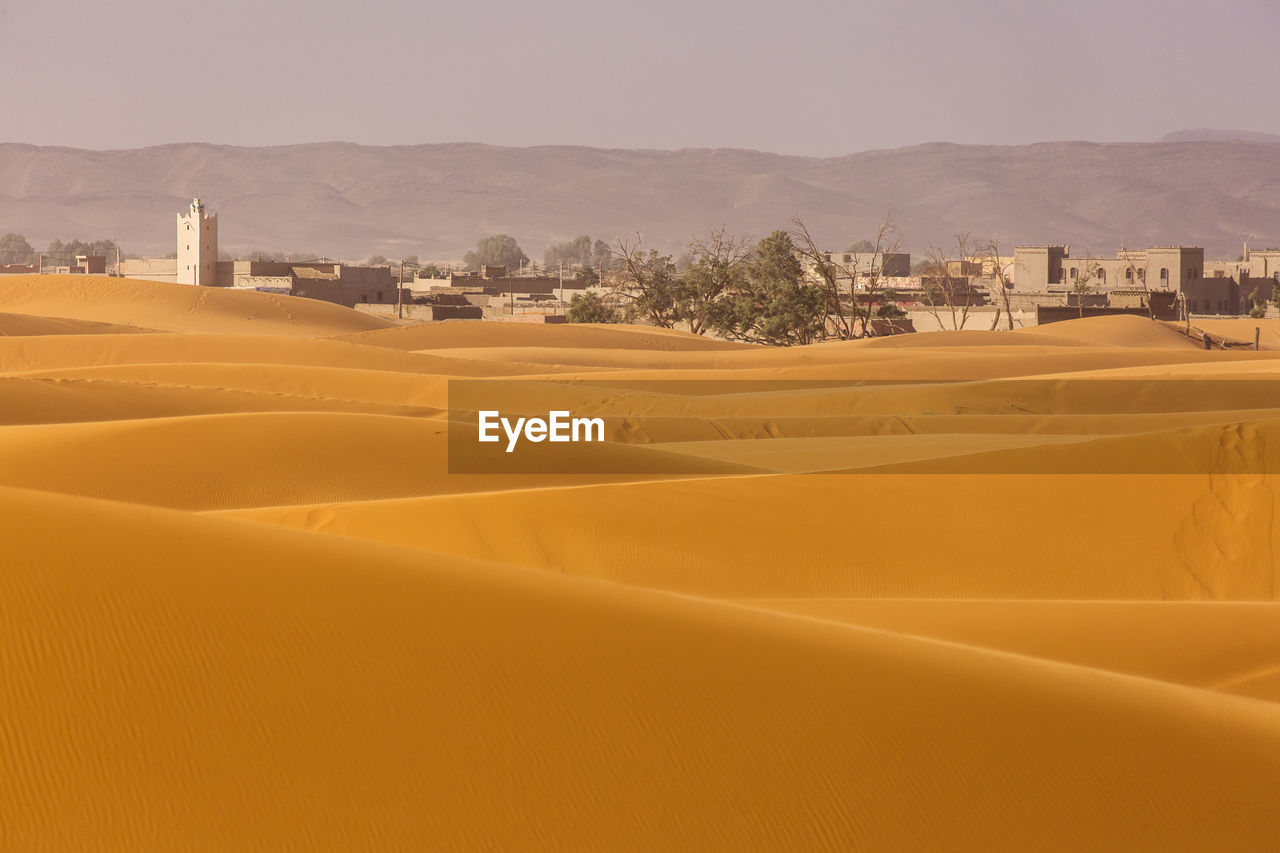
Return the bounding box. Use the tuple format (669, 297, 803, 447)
(1013, 245, 1205, 293)
(177, 197, 217, 285)
(812, 251, 911, 279)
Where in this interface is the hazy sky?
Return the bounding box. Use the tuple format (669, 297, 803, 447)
(3, 0, 1278, 156)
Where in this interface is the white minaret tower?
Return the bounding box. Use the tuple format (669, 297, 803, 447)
(177, 196, 217, 285)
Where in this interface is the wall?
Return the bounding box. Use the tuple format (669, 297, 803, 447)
(1012, 246, 1067, 289)
(120, 258, 179, 283)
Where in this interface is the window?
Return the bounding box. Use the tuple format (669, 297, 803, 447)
(1097, 269, 1106, 283)
(1125, 268, 1134, 283)
(1138, 269, 1146, 282)
(1160, 268, 1169, 282)
(1070, 267, 1077, 280)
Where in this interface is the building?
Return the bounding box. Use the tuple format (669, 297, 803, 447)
(120, 198, 399, 307)
(178, 197, 217, 285)
(1010, 244, 1237, 312)
(1013, 245, 1205, 294)
(413, 264, 587, 298)
(808, 251, 911, 281)
(74, 255, 107, 275)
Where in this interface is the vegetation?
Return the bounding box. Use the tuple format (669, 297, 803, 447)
(608, 237, 681, 328)
(678, 228, 753, 336)
(600, 229, 826, 345)
(919, 234, 978, 331)
(1069, 259, 1103, 318)
(978, 238, 1016, 330)
(0, 234, 123, 266)
(791, 206, 903, 339)
(46, 238, 118, 261)
(0, 233, 35, 264)
(1247, 287, 1267, 318)
(701, 231, 826, 345)
(543, 235, 611, 273)
(463, 234, 529, 272)
(566, 291, 621, 324)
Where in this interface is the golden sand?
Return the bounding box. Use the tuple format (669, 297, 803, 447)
(2, 274, 1279, 849)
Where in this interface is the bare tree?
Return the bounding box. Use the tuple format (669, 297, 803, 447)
(919, 233, 978, 331)
(608, 235, 679, 328)
(977, 236, 1016, 330)
(1068, 257, 1104, 318)
(1117, 239, 1153, 320)
(790, 206, 903, 339)
(681, 226, 753, 335)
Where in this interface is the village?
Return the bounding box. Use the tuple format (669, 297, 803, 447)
(2, 196, 1277, 344)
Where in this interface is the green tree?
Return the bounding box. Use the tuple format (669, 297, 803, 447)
(592, 239, 611, 271)
(574, 265, 599, 287)
(1247, 287, 1266, 318)
(876, 288, 907, 318)
(566, 291, 620, 323)
(417, 263, 444, 279)
(846, 239, 875, 253)
(544, 235, 593, 269)
(463, 234, 529, 272)
(709, 231, 826, 346)
(0, 233, 35, 264)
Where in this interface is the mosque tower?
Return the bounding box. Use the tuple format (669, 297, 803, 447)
(177, 196, 217, 285)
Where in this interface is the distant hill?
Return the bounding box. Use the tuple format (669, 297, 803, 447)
(1159, 129, 1280, 144)
(2, 140, 1280, 259)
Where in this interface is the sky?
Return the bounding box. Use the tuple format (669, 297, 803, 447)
(2, 0, 1278, 157)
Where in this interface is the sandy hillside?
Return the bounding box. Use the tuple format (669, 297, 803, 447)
(3, 278, 1280, 849)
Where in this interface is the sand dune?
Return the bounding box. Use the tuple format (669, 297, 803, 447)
(333, 318, 759, 351)
(1193, 317, 1280, 349)
(0, 332, 555, 376)
(737, 599, 1280, 701)
(6, 485, 1280, 849)
(222, 472, 1280, 600)
(5, 277, 1280, 847)
(0, 274, 392, 336)
(0, 310, 160, 336)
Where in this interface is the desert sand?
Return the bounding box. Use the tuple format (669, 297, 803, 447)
(2, 274, 1279, 849)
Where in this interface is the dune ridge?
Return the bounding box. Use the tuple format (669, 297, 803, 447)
(3, 279, 1280, 848)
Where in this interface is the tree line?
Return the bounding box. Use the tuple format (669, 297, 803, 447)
(0, 233, 121, 265)
(561, 209, 1015, 344)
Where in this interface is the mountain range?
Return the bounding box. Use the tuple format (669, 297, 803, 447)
(2, 136, 1279, 260)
